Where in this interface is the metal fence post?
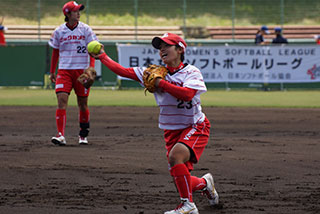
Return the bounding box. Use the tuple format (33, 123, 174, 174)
(38, 0, 41, 41)
(232, 0, 235, 41)
(280, 0, 284, 28)
(86, 0, 90, 24)
(134, 0, 138, 41)
(183, 0, 187, 38)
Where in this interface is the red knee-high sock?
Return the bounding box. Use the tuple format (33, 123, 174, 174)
(170, 164, 193, 202)
(56, 109, 66, 136)
(191, 176, 206, 191)
(79, 109, 90, 123)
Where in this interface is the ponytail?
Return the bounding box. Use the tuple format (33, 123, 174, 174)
(181, 53, 185, 62)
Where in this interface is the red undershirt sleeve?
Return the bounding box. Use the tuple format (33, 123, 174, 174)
(158, 80, 197, 101)
(99, 52, 139, 81)
(89, 55, 95, 68)
(50, 48, 59, 74)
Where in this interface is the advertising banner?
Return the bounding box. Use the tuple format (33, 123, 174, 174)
(117, 44, 320, 83)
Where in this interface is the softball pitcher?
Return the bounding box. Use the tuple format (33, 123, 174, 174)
(49, 1, 97, 145)
(91, 33, 219, 214)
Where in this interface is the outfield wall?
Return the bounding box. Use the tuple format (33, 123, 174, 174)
(0, 41, 119, 88)
(1, 40, 319, 90)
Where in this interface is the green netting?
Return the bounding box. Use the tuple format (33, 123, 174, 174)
(1, 0, 320, 26)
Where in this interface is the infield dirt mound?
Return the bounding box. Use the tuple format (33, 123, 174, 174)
(0, 106, 319, 214)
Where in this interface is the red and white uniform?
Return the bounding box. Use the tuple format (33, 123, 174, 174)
(98, 53, 210, 170)
(49, 21, 97, 96)
(134, 64, 209, 170)
(49, 21, 97, 69)
(0, 26, 6, 46)
(134, 64, 207, 130)
(99, 32, 215, 205)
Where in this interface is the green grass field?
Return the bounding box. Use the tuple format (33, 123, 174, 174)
(0, 88, 319, 108)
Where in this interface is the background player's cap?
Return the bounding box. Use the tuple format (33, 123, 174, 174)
(63, 1, 85, 15)
(152, 33, 187, 52)
(274, 27, 282, 32)
(261, 25, 270, 34)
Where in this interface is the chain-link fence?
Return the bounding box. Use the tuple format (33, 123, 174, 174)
(1, 0, 320, 26)
(1, 0, 320, 41)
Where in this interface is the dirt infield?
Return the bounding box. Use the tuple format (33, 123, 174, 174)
(0, 106, 319, 214)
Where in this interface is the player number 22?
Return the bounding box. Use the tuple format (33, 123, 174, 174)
(77, 46, 87, 53)
(177, 99, 193, 109)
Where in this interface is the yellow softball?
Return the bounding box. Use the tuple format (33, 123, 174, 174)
(87, 41, 102, 54)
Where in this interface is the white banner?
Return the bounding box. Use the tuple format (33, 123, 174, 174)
(117, 44, 320, 83)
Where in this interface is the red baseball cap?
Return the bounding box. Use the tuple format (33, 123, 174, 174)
(152, 33, 187, 52)
(62, 1, 85, 15)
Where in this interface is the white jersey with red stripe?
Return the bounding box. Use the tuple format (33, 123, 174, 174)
(48, 21, 97, 70)
(134, 64, 207, 130)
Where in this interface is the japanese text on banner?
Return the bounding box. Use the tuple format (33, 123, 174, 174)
(117, 44, 320, 83)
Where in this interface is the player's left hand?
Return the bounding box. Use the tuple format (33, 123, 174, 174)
(77, 67, 97, 89)
(143, 65, 168, 94)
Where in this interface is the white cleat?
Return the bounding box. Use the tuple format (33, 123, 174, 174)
(79, 136, 88, 145)
(51, 133, 66, 146)
(164, 198, 199, 214)
(202, 173, 219, 206)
